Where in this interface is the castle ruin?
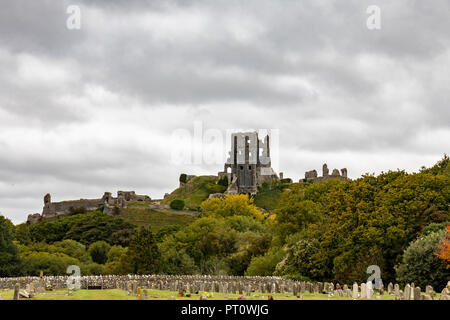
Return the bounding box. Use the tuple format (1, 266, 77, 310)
(304, 163, 348, 183)
(27, 191, 150, 224)
(218, 132, 279, 195)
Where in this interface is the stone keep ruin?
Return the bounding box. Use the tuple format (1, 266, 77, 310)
(27, 191, 150, 224)
(218, 132, 279, 195)
(304, 163, 348, 183)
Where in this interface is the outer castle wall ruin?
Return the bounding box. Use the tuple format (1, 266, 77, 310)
(27, 191, 150, 224)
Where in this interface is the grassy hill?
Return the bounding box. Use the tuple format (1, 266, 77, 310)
(119, 203, 198, 232)
(161, 175, 227, 210)
(252, 180, 293, 212)
(253, 188, 282, 211)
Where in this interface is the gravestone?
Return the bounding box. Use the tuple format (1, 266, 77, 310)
(13, 283, 20, 300)
(413, 287, 421, 300)
(366, 281, 373, 299)
(425, 285, 433, 296)
(388, 283, 393, 295)
(352, 283, 358, 299)
(346, 288, 352, 298)
(360, 283, 367, 299)
(404, 284, 411, 300)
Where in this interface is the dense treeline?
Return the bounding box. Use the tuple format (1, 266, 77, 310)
(0, 156, 449, 290)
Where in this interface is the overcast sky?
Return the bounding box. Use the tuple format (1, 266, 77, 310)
(0, 0, 449, 223)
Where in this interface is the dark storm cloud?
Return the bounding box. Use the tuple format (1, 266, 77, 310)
(0, 0, 449, 223)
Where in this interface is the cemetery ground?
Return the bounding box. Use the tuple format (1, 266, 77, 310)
(1, 288, 438, 300)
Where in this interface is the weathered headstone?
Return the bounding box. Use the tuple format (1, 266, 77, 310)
(13, 283, 20, 300)
(403, 284, 411, 301)
(425, 285, 433, 296)
(388, 283, 393, 295)
(366, 281, 373, 299)
(346, 288, 352, 298)
(361, 283, 367, 299)
(352, 282, 358, 299)
(394, 283, 400, 297)
(413, 287, 421, 300)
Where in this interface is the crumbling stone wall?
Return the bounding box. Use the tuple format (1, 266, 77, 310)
(218, 132, 279, 195)
(27, 190, 151, 224)
(304, 163, 348, 183)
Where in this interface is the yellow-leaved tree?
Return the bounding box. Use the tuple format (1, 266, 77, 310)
(200, 194, 266, 220)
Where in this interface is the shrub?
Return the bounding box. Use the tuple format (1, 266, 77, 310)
(88, 241, 111, 264)
(217, 176, 228, 187)
(69, 206, 87, 215)
(170, 199, 185, 210)
(395, 230, 450, 291)
(245, 247, 285, 276)
(179, 174, 187, 184)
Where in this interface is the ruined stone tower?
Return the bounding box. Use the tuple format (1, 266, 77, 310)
(218, 132, 278, 195)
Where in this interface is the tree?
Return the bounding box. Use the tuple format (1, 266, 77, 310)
(27, 212, 136, 246)
(179, 173, 187, 184)
(217, 176, 228, 187)
(395, 230, 450, 291)
(88, 241, 111, 264)
(436, 225, 450, 268)
(0, 216, 22, 276)
(107, 245, 127, 263)
(170, 199, 185, 210)
(245, 247, 285, 276)
(126, 227, 161, 274)
(200, 194, 266, 220)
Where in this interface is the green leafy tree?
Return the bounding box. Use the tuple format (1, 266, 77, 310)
(395, 230, 450, 291)
(217, 176, 228, 187)
(27, 212, 135, 246)
(0, 216, 22, 276)
(20, 251, 79, 276)
(88, 241, 111, 264)
(179, 173, 187, 184)
(107, 245, 127, 263)
(245, 247, 285, 276)
(126, 227, 161, 274)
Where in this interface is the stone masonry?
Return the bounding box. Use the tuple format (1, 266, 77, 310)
(218, 132, 279, 195)
(27, 191, 150, 224)
(304, 163, 348, 183)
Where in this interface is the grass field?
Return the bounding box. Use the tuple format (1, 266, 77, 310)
(0, 288, 426, 300)
(253, 189, 282, 211)
(119, 206, 198, 232)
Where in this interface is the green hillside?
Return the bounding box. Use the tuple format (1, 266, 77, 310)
(253, 180, 292, 211)
(119, 205, 197, 232)
(161, 175, 227, 210)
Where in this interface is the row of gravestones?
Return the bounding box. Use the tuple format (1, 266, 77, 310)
(386, 281, 450, 300)
(1, 275, 449, 300)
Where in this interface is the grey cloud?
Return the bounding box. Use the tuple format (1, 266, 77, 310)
(0, 0, 449, 223)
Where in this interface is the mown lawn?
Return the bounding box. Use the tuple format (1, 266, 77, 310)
(0, 288, 426, 300)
